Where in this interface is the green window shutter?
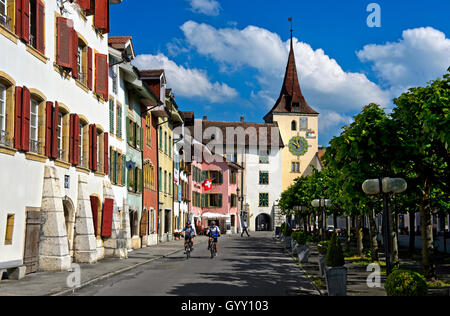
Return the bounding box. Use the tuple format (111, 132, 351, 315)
(109, 100, 114, 135)
(202, 171, 208, 181)
(109, 148, 113, 183)
(126, 117, 131, 144)
(114, 151, 119, 184)
(122, 157, 126, 186)
(140, 127, 144, 150)
(169, 136, 172, 157)
(136, 124, 141, 150)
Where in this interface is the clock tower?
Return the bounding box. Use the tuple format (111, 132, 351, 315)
(264, 29, 319, 192)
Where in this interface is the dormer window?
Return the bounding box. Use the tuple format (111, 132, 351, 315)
(292, 102, 300, 112)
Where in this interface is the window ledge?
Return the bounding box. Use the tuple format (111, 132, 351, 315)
(76, 167, 91, 175)
(76, 80, 90, 93)
(25, 152, 47, 163)
(55, 159, 71, 169)
(93, 93, 105, 104)
(26, 45, 48, 64)
(0, 24, 18, 44)
(95, 172, 106, 178)
(53, 63, 71, 79)
(0, 145, 17, 156)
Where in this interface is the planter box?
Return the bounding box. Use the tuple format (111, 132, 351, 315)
(318, 255, 326, 277)
(291, 240, 298, 254)
(285, 236, 292, 249)
(325, 266, 347, 296)
(297, 245, 310, 263)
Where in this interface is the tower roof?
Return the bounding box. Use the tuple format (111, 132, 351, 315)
(264, 35, 318, 121)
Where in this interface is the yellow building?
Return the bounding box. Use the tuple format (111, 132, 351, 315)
(264, 36, 320, 192)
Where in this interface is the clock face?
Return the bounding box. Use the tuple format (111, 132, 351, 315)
(289, 136, 308, 156)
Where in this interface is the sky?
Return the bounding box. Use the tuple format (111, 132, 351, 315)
(110, 0, 450, 146)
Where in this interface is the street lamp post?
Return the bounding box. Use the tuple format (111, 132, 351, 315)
(362, 177, 407, 276)
(312, 199, 332, 241)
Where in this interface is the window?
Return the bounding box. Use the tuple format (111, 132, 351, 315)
(291, 120, 297, 131)
(164, 171, 167, 193)
(259, 171, 269, 185)
(109, 99, 114, 135)
(292, 161, 300, 173)
(230, 194, 237, 208)
(57, 112, 63, 159)
(169, 173, 172, 194)
(116, 104, 122, 139)
(29, 0, 45, 53)
(300, 118, 308, 130)
(158, 167, 162, 191)
(259, 193, 269, 207)
(79, 122, 88, 168)
(0, 0, 6, 29)
(206, 194, 223, 208)
(207, 170, 223, 184)
(4, 214, 14, 245)
(169, 136, 171, 157)
(259, 151, 269, 164)
(229, 170, 237, 184)
(0, 83, 5, 140)
(159, 127, 162, 150)
(97, 131, 103, 172)
(164, 131, 167, 154)
(146, 114, 151, 147)
(29, 98, 39, 153)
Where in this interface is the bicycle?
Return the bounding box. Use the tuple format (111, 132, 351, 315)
(185, 239, 193, 259)
(209, 238, 217, 259)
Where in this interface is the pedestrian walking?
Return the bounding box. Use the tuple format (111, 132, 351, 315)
(241, 220, 250, 237)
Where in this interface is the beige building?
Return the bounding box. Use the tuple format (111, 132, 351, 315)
(264, 36, 320, 192)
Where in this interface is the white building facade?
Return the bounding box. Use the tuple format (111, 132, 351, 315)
(0, 0, 127, 276)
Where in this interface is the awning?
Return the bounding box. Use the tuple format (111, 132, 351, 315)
(201, 213, 231, 219)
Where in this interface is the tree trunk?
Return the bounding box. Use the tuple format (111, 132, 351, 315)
(356, 215, 364, 257)
(323, 212, 328, 240)
(409, 210, 416, 257)
(390, 208, 399, 268)
(369, 209, 379, 262)
(318, 211, 324, 241)
(420, 202, 436, 280)
(346, 216, 351, 250)
(303, 215, 308, 232)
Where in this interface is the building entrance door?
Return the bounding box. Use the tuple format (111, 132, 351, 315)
(23, 210, 41, 274)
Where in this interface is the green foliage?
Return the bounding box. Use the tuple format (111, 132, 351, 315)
(317, 241, 329, 255)
(281, 224, 293, 237)
(326, 232, 345, 267)
(385, 270, 429, 296)
(294, 230, 308, 245)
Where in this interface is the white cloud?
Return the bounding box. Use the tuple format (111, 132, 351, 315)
(357, 27, 450, 94)
(180, 21, 391, 114)
(187, 0, 221, 16)
(133, 53, 237, 103)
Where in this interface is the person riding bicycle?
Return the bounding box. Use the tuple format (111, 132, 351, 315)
(206, 221, 221, 255)
(182, 221, 196, 253)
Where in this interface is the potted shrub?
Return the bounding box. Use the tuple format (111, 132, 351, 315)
(385, 270, 428, 296)
(296, 230, 310, 263)
(317, 241, 329, 277)
(284, 226, 293, 249)
(291, 231, 298, 254)
(325, 232, 347, 296)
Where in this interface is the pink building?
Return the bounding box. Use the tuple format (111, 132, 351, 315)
(190, 154, 242, 235)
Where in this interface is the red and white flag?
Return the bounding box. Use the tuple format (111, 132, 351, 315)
(202, 179, 213, 191)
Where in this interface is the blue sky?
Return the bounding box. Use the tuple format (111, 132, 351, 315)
(111, 0, 450, 146)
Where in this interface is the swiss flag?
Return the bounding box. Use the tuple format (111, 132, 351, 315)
(202, 179, 213, 191)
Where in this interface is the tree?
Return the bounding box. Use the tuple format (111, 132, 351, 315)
(391, 69, 450, 279)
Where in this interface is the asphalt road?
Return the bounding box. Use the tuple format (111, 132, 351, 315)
(71, 232, 319, 296)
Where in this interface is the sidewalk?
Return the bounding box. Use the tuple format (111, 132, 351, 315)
(0, 236, 209, 296)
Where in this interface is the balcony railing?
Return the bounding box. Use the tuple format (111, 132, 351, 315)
(0, 13, 13, 32)
(29, 139, 42, 155)
(0, 130, 12, 147)
(58, 149, 66, 161)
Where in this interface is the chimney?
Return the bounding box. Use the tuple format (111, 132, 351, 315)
(240, 116, 245, 122)
(203, 116, 208, 121)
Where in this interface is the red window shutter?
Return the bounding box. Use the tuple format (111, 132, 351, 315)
(89, 195, 99, 236)
(21, 86, 30, 152)
(14, 87, 23, 150)
(94, 0, 108, 33)
(69, 114, 75, 164)
(15, 0, 22, 38)
(72, 30, 78, 79)
(36, 1, 45, 53)
(104, 132, 109, 175)
(56, 17, 73, 69)
(73, 115, 80, 166)
(95, 54, 108, 98)
(87, 47, 93, 90)
(89, 124, 97, 171)
(103, 55, 109, 101)
(85, 0, 95, 16)
(51, 102, 59, 159)
(45, 102, 53, 157)
(21, 0, 30, 43)
(101, 198, 114, 237)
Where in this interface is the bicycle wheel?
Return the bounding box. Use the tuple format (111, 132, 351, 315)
(210, 242, 215, 259)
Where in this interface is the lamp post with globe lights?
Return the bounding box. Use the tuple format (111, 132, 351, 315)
(362, 177, 407, 275)
(311, 199, 332, 241)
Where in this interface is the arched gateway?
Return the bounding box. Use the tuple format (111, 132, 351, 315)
(255, 214, 272, 231)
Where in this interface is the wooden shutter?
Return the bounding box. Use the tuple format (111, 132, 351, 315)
(94, 0, 109, 33)
(218, 194, 223, 208)
(117, 106, 122, 138)
(21, 0, 29, 43)
(56, 17, 73, 69)
(45, 102, 53, 157)
(72, 30, 78, 79)
(87, 47, 93, 90)
(77, 0, 91, 10)
(95, 53, 108, 99)
(15, 0, 22, 38)
(109, 100, 114, 133)
(69, 114, 75, 164)
(51, 102, 59, 159)
(136, 123, 141, 149)
(89, 124, 97, 172)
(21, 86, 30, 152)
(14, 86, 23, 150)
(36, 0, 45, 53)
(140, 210, 149, 237)
(73, 115, 80, 165)
(101, 198, 114, 237)
(89, 195, 99, 236)
(103, 132, 109, 175)
(122, 156, 126, 186)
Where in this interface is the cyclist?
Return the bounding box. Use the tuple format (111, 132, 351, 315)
(206, 221, 221, 255)
(182, 221, 196, 253)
